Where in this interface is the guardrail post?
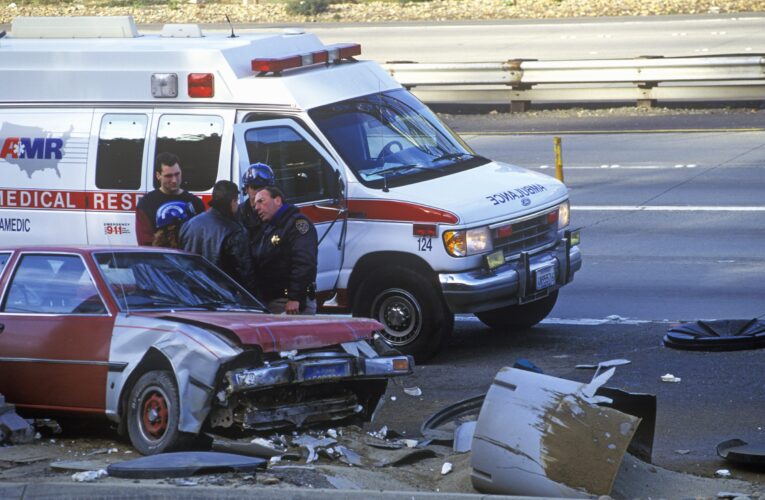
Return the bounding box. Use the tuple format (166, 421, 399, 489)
(637, 83, 657, 108)
(553, 137, 564, 182)
(507, 59, 530, 113)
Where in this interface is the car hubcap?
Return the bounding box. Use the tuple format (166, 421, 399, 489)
(372, 288, 422, 346)
(142, 391, 169, 440)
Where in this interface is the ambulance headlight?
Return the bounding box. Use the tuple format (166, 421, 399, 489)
(558, 200, 570, 229)
(443, 227, 493, 257)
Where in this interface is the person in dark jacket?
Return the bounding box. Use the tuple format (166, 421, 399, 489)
(237, 162, 275, 239)
(251, 186, 318, 315)
(135, 152, 205, 247)
(180, 180, 256, 293)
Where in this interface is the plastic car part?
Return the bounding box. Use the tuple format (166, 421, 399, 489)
(470, 367, 642, 497)
(106, 451, 266, 479)
(420, 394, 485, 444)
(717, 438, 765, 467)
(664, 319, 765, 351)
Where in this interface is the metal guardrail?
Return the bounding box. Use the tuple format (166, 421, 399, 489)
(382, 55, 765, 111)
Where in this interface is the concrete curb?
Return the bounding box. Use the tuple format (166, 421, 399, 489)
(0, 482, 532, 499)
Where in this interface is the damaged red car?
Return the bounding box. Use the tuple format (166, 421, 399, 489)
(0, 247, 413, 455)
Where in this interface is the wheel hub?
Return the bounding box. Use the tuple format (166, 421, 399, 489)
(142, 392, 169, 439)
(372, 288, 422, 345)
(384, 303, 411, 330)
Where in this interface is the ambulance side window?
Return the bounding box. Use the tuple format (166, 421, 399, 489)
(242, 126, 335, 204)
(156, 115, 223, 192)
(96, 114, 147, 190)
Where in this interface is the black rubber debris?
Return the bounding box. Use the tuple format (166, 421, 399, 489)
(717, 439, 765, 467)
(663, 319, 765, 351)
(107, 451, 267, 479)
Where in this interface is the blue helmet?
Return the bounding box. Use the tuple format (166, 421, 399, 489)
(155, 201, 194, 229)
(241, 163, 275, 194)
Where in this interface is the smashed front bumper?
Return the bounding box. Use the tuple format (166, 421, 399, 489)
(212, 340, 413, 431)
(226, 345, 412, 392)
(439, 232, 582, 314)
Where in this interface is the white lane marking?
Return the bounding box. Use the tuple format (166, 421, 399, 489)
(573, 205, 765, 212)
(456, 315, 652, 325)
(537, 164, 698, 169)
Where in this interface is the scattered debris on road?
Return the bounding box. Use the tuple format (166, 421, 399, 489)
(0, 393, 34, 445)
(664, 319, 765, 351)
(576, 358, 631, 370)
(470, 366, 655, 497)
(106, 451, 267, 479)
(660, 373, 682, 383)
(71, 469, 107, 482)
(717, 439, 765, 467)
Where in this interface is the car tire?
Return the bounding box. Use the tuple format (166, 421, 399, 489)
(475, 290, 559, 331)
(126, 370, 191, 455)
(354, 266, 453, 362)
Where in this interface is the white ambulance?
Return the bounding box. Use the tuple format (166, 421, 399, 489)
(0, 16, 581, 360)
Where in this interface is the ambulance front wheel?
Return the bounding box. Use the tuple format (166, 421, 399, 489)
(475, 290, 558, 331)
(354, 266, 453, 363)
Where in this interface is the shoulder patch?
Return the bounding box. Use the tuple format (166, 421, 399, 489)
(295, 218, 310, 235)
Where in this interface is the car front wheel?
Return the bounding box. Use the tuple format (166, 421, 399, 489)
(126, 370, 190, 455)
(475, 290, 559, 331)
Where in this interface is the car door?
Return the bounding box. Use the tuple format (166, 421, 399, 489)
(0, 252, 115, 412)
(233, 119, 346, 295)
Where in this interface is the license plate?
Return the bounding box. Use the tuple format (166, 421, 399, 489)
(534, 265, 556, 290)
(302, 361, 351, 381)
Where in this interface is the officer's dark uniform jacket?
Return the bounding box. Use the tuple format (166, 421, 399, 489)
(251, 204, 317, 308)
(179, 208, 256, 292)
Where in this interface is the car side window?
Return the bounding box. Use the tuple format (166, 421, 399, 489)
(1, 255, 107, 315)
(242, 125, 335, 204)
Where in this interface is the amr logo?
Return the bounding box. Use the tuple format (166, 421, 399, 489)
(0, 137, 64, 160)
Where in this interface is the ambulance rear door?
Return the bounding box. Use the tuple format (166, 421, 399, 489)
(85, 110, 152, 244)
(0, 109, 92, 245)
(233, 119, 345, 295)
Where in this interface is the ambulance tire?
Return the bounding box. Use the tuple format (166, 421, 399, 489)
(355, 266, 453, 363)
(126, 370, 193, 456)
(475, 291, 558, 331)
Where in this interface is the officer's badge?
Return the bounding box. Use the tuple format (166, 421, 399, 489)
(270, 234, 281, 245)
(295, 219, 310, 235)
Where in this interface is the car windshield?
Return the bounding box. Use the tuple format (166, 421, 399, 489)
(94, 252, 265, 312)
(309, 89, 489, 189)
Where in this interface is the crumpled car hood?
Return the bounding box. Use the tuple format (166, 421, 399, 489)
(133, 311, 383, 352)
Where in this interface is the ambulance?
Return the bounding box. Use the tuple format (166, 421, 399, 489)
(0, 16, 581, 360)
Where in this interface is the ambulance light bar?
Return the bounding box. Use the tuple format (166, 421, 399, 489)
(252, 43, 361, 75)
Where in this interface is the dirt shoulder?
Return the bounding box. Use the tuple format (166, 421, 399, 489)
(3, 0, 765, 25)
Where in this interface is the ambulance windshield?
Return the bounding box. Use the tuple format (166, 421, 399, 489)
(310, 89, 489, 189)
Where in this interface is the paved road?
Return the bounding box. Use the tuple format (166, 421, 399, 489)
(227, 14, 765, 62)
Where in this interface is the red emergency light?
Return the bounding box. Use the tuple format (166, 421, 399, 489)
(251, 43, 362, 75)
(188, 73, 214, 98)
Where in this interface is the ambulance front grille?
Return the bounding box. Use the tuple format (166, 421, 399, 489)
(492, 211, 558, 258)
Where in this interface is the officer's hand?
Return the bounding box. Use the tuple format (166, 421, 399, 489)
(285, 300, 301, 315)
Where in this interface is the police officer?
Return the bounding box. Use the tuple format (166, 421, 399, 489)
(180, 180, 256, 293)
(251, 186, 317, 315)
(237, 163, 275, 238)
